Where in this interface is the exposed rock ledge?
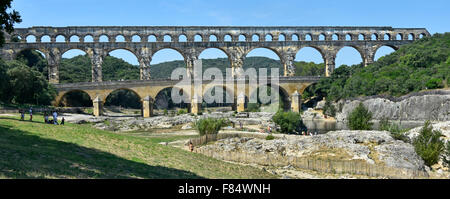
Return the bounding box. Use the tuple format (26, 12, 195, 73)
(199, 130, 426, 172)
(336, 89, 450, 122)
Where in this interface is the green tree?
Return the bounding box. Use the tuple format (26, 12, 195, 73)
(0, 0, 21, 46)
(5, 61, 56, 105)
(347, 102, 373, 130)
(194, 118, 229, 136)
(413, 121, 444, 167)
(272, 111, 305, 134)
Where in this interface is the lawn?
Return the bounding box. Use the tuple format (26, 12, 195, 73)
(0, 114, 277, 179)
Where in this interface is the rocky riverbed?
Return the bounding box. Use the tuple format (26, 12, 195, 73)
(195, 121, 450, 178)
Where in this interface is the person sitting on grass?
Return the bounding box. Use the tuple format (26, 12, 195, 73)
(61, 117, 65, 125)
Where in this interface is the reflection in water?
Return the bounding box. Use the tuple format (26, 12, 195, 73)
(303, 119, 425, 134)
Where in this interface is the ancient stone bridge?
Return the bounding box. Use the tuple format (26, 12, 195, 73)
(0, 26, 430, 117)
(53, 76, 320, 117)
(0, 26, 430, 83)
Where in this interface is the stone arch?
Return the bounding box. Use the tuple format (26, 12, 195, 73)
(345, 34, 353, 41)
(194, 34, 203, 42)
(69, 35, 81, 42)
(104, 88, 143, 109)
(305, 34, 312, 41)
(198, 47, 232, 69)
(224, 34, 232, 42)
(115, 35, 126, 42)
(358, 34, 365, 41)
(371, 33, 378, 41)
(396, 33, 403, 40)
(99, 34, 109, 42)
(10, 34, 22, 42)
(335, 45, 365, 67)
(408, 33, 415, 40)
(178, 34, 187, 42)
(131, 34, 141, 42)
(40, 35, 51, 43)
(164, 34, 172, 42)
(238, 34, 246, 42)
(153, 86, 190, 110)
(332, 33, 339, 41)
(202, 85, 235, 108)
(295, 46, 326, 76)
(83, 35, 94, 42)
(252, 34, 260, 42)
(148, 34, 157, 42)
(209, 34, 218, 42)
(319, 33, 326, 41)
(291, 34, 299, 41)
(249, 83, 291, 111)
(279, 33, 286, 41)
(56, 90, 93, 107)
(383, 33, 391, 40)
(265, 34, 273, 41)
(25, 34, 37, 43)
(374, 45, 397, 61)
(244, 47, 283, 76)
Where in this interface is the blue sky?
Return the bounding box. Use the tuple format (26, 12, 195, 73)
(12, 0, 450, 66)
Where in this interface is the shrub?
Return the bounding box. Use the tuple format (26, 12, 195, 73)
(177, 109, 187, 115)
(163, 109, 168, 115)
(272, 111, 305, 134)
(323, 99, 336, 117)
(379, 117, 408, 142)
(265, 134, 275, 140)
(444, 142, 450, 167)
(347, 102, 373, 130)
(247, 103, 260, 112)
(194, 118, 229, 136)
(413, 121, 444, 167)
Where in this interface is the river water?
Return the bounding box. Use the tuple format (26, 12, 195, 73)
(303, 119, 426, 134)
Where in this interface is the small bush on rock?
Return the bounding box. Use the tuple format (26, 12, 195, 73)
(413, 121, 444, 167)
(347, 102, 373, 130)
(194, 118, 229, 136)
(265, 134, 275, 140)
(272, 111, 305, 134)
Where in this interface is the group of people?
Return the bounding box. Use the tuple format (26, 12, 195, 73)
(19, 107, 64, 125)
(44, 110, 65, 125)
(301, 131, 318, 136)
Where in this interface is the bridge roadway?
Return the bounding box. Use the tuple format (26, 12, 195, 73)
(53, 76, 321, 117)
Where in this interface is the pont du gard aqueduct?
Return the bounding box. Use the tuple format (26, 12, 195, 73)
(0, 26, 430, 117)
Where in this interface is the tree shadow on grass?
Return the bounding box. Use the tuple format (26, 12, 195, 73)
(0, 123, 203, 179)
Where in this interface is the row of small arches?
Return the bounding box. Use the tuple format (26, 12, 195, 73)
(16, 32, 427, 43)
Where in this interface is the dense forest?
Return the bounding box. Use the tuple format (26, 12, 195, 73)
(305, 33, 450, 101)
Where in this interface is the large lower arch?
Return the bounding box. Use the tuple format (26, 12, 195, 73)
(103, 49, 140, 81)
(243, 47, 283, 77)
(154, 87, 190, 114)
(57, 90, 93, 108)
(248, 84, 291, 112)
(335, 46, 364, 67)
(198, 48, 231, 75)
(60, 49, 92, 83)
(295, 46, 326, 76)
(374, 45, 397, 61)
(201, 85, 234, 110)
(150, 48, 186, 79)
(14, 48, 48, 76)
(104, 88, 142, 114)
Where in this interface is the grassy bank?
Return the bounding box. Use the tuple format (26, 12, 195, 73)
(0, 114, 277, 179)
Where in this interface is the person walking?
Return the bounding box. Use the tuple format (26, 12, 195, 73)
(29, 107, 33, 121)
(44, 112, 49, 124)
(52, 110, 58, 125)
(188, 140, 194, 152)
(19, 109, 24, 121)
